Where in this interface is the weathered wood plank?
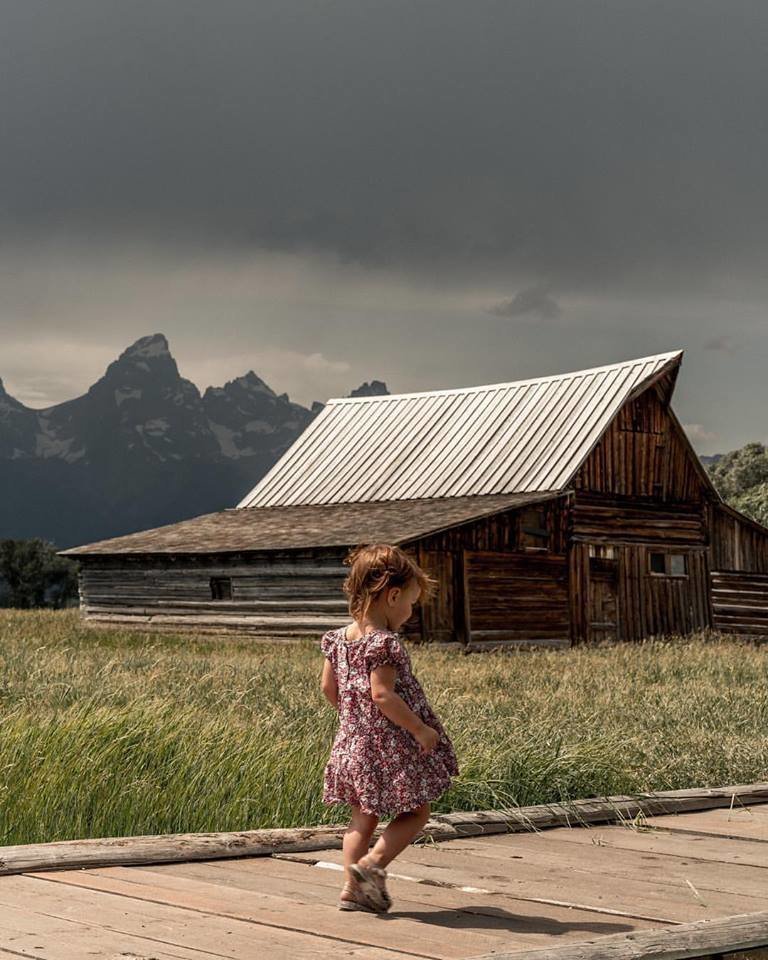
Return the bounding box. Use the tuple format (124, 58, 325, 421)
(153, 856, 658, 948)
(28, 866, 520, 959)
(0, 874, 408, 960)
(467, 910, 768, 960)
(438, 832, 768, 903)
(527, 822, 768, 869)
(644, 806, 768, 843)
(282, 843, 760, 925)
(0, 900, 217, 960)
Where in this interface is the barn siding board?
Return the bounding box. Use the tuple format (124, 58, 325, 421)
(711, 504, 768, 573)
(464, 550, 569, 644)
(574, 390, 704, 503)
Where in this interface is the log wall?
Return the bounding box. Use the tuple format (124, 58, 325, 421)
(464, 550, 569, 644)
(78, 550, 350, 637)
(711, 570, 768, 637)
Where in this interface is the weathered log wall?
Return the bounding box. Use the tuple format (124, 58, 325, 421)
(711, 570, 768, 637)
(570, 494, 707, 545)
(78, 551, 350, 636)
(464, 550, 569, 644)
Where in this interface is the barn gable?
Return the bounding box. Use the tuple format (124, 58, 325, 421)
(574, 383, 716, 502)
(238, 350, 685, 507)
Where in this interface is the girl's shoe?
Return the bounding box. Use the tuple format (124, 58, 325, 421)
(338, 879, 379, 913)
(349, 861, 392, 912)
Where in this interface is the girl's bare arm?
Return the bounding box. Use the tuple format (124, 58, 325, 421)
(370, 664, 439, 753)
(321, 659, 339, 709)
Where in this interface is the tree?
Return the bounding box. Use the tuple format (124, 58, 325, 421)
(0, 539, 79, 609)
(706, 443, 768, 526)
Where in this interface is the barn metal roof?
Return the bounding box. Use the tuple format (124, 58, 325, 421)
(60, 491, 561, 557)
(238, 350, 684, 507)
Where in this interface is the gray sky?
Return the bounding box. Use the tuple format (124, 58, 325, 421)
(2, 0, 767, 454)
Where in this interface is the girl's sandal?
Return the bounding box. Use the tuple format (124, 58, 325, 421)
(349, 861, 392, 912)
(338, 879, 379, 913)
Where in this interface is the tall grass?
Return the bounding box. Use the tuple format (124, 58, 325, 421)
(1, 610, 767, 844)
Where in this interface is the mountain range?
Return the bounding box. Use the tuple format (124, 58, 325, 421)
(0, 334, 388, 549)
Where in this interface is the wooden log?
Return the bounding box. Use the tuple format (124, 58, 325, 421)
(83, 612, 339, 628)
(469, 910, 768, 960)
(1, 782, 767, 877)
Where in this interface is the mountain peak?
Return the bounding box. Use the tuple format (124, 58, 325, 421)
(120, 333, 170, 362)
(350, 380, 389, 398)
(237, 370, 276, 394)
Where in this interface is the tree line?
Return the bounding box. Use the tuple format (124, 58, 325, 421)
(706, 442, 768, 527)
(0, 539, 79, 609)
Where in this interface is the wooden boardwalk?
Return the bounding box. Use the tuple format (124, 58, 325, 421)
(3, 789, 768, 959)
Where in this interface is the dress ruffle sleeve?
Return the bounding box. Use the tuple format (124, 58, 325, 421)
(320, 629, 337, 661)
(363, 630, 407, 674)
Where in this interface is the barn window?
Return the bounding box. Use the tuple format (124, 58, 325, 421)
(649, 553, 687, 577)
(669, 554, 687, 576)
(519, 507, 549, 550)
(210, 576, 232, 600)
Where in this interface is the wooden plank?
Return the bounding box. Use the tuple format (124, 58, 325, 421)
(27, 866, 524, 959)
(467, 910, 768, 960)
(0, 874, 406, 960)
(152, 856, 660, 949)
(281, 844, 760, 925)
(644, 806, 768, 843)
(439, 833, 768, 902)
(0, 899, 226, 960)
(527, 822, 768, 869)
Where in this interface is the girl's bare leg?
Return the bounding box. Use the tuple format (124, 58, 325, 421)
(359, 802, 430, 870)
(343, 806, 379, 888)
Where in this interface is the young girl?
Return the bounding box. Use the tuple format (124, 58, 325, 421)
(319, 542, 459, 913)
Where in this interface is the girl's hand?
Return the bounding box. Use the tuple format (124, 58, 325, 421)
(415, 724, 440, 755)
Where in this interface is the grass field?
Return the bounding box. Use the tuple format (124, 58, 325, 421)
(1, 609, 767, 846)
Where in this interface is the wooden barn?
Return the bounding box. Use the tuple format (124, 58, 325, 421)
(60, 350, 768, 647)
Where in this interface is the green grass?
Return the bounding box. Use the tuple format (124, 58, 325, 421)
(1, 609, 767, 845)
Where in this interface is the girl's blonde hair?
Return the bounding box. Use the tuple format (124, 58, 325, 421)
(342, 543, 438, 623)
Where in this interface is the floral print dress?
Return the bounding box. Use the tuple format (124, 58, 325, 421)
(320, 625, 459, 816)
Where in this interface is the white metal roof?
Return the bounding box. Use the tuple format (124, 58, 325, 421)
(238, 350, 684, 507)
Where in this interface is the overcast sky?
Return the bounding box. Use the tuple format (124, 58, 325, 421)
(2, 0, 766, 454)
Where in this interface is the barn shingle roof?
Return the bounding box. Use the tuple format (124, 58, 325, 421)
(239, 350, 683, 507)
(60, 491, 561, 557)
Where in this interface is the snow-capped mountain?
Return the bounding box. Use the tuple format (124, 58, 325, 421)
(0, 334, 387, 548)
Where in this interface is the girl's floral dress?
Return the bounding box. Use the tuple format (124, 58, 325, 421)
(320, 626, 459, 816)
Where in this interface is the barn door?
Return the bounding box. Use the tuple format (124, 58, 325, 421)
(418, 550, 458, 643)
(588, 546, 619, 642)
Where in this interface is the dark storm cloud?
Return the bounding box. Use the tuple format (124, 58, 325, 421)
(489, 287, 562, 321)
(2, 0, 768, 291)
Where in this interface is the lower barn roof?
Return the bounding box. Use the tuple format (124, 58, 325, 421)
(59, 492, 562, 557)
